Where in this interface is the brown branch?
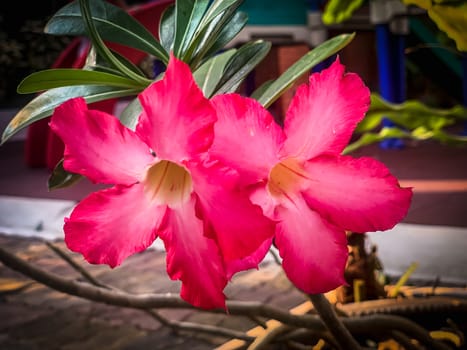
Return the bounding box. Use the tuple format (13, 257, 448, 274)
(45, 241, 108, 289)
(344, 316, 451, 350)
(277, 328, 339, 348)
(0, 245, 451, 350)
(390, 330, 421, 350)
(0, 244, 324, 326)
(309, 293, 361, 350)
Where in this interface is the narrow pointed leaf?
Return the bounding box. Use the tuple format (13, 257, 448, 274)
(48, 159, 82, 190)
(1, 86, 140, 144)
(78, 0, 149, 84)
(92, 46, 146, 77)
(250, 79, 274, 100)
(173, 0, 210, 58)
(200, 0, 243, 27)
(17, 69, 145, 93)
(201, 11, 248, 61)
(45, 0, 169, 63)
(214, 40, 271, 94)
(193, 49, 236, 97)
(190, 1, 243, 66)
(159, 5, 175, 52)
(255, 33, 355, 108)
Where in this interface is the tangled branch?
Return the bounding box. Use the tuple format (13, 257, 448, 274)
(0, 245, 455, 349)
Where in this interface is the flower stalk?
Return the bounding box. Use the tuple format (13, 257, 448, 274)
(308, 293, 361, 349)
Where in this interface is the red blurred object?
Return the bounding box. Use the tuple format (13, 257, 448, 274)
(25, 0, 174, 170)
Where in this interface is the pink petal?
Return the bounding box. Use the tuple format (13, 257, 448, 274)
(225, 238, 273, 279)
(189, 160, 276, 265)
(50, 98, 154, 185)
(210, 94, 284, 185)
(64, 184, 165, 267)
(281, 58, 370, 160)
(137, 54, 216, 162)
(301, 155, 413, 233)
(275, 194, 348, 294)
(159, 195, 227, 309)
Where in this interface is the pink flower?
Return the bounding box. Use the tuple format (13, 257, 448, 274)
(209, 58, 413, 294)
(49, 54, 274, 309)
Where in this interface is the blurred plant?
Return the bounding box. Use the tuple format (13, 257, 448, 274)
(345, 93, 467, 153)
(403, 0, 467, 52)
(322, 0, 467, 52)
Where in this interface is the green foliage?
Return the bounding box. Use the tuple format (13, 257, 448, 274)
(322, 0, 366, 25)
(45, 0, 169, 62)
(193, 49, 237, 97)
(403, 0, 467, 51)
(213, 40, 271, 94)
(2, 0, 361, 190)
(17, 69, 146, 93)
(255, 33, 355, 108)
(48, 160, 82, 190)
(344, 93, 467, 153)
(1, 85, 140, 144)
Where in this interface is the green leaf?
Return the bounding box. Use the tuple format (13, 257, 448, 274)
(159, 5, 175, 52)
(87, 45, 146, 77)
(200, 0, 244, 27)
(45, 0, 169, 62)
(118, 97, 142, 131)
(214, 40, 271, 94)
(250, 80, 274, 100)
(344, 127, 412, 154)
(48, 159, 82, 190)
(403, 0, 467, 51)
(358, 93, 467, 133)
(1, 86, 140, 144)
(322, 0, 365, 25)
(255, 33, 355, 108)
(77, 0, 149, 84)
(345, 125, 467, 154)
(173, 0, 210, 59)
(201, 11, 248, 60)
(189, 0, 244, 67)
(193, 49, 236, 97)
(17, 69, 145, 93)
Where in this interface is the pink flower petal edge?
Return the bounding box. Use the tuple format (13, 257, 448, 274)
(50, 98, 154, 185)
(65, 184, 165, 268)
(190, 160, 275, 265)
(301, 155, 413, 233)
(273, 193, 348, 294)
(281, 57, 370, 160)
(210, 93, 284, 185)
(159, 195, 227, 309)
(137, 53, 217, 163)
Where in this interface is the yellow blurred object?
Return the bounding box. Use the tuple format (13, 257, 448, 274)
(430, 330, 462, 347)
(0, 278, 33, 295)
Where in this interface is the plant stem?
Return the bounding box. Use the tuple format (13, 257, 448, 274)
(308, 293, 361, 350)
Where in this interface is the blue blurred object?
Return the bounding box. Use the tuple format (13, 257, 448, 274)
(375, 23, 406, 149)
(463, 53, 467, 135)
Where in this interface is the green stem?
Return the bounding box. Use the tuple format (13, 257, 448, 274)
(308, 293, 361, 350)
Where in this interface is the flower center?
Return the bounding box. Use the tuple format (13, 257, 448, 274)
(144, 160, 193, 207)
(268, 158, 309, 198)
